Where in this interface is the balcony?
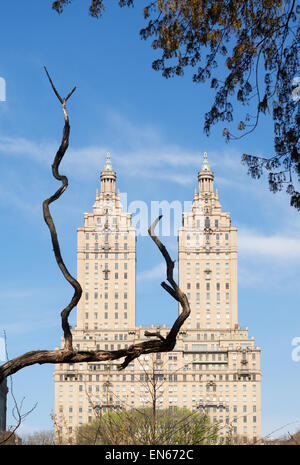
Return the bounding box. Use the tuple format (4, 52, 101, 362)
(237, 368, 251, 380)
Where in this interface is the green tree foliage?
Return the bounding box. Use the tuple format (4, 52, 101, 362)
(52, 0, 300, 209)
(75, 407, 219, 445)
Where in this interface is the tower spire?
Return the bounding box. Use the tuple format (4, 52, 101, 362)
(201, 151, 210, 172)
(104, 151, 113, 171)
(100, 151, 116, 195)
(198, 151, 214, 193)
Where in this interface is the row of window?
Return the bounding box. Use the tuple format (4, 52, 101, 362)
(186, 282, 230, 290)
(85, 312, 128, 320)
(86, 243, 128, 251)
(85, 233, 129, 240)
(186, 292, 230, 301)
(84, 253, 129, 260)
(84, 323, 129, 330)
(85, 272, 128, 284)
(61, 404, 254, 414)
(186, 262, 230, 269)
(85, 262, 128, 270)
(58, 372, 255, 383)
(185, 232, 230, 240)
(59, 382, 257, 394)
(85, 292, 128, 300)
(183, 218, 226, 230)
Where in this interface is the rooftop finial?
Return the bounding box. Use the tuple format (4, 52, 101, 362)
(104, 151, 113, 171)
(201, 151, 210, 171)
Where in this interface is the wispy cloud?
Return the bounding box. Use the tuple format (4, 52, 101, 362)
(0, 111, 249, 189)
(238, 229, 300, 261)
(0, 136, 55, 164)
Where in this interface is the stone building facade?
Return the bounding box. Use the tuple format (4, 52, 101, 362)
(54, 152, 261, 443)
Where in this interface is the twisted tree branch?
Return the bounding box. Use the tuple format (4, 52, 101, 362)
(0, 76, 190, 383)
(42, 67, 80, 351)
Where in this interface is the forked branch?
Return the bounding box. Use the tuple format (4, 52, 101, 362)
(0, 74, 190, 383)
(42, 67, 80, 351)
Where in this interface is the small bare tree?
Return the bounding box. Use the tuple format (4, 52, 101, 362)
(0, 69, 190, 387)
(73, 354, 219, 445)
(0, 332, 37, 445)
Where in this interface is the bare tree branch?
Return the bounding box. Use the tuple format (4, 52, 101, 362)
(42, 67, 81, 351)
(0, 75, 190, 384)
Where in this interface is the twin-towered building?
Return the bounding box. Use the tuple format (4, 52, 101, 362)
(54, 152, 261, 443)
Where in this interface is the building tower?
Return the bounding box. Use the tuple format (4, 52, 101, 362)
(76, 152, 136, 331)
(178, 151, 238, 330)
(177, 152, 261, 442)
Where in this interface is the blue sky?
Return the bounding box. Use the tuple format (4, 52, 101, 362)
(1, 1, 300, 439)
